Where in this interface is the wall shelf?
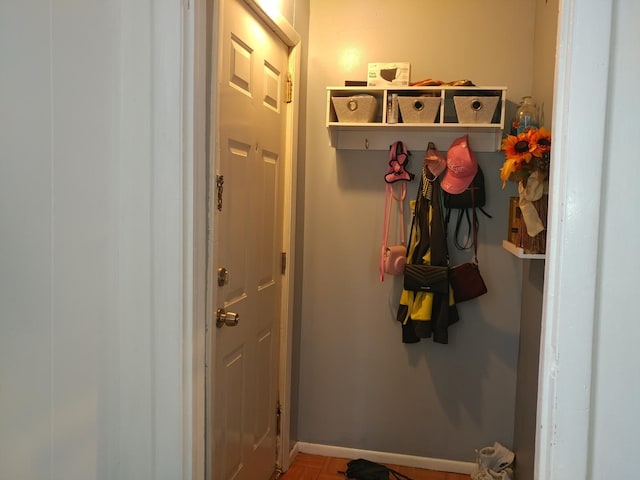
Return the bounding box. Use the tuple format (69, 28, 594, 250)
(326, 85, 507, 152)
(502, 240, 546, 260)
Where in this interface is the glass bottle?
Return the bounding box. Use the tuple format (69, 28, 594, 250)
(515, 96, 539, 134)
(510, 99, 523, 135)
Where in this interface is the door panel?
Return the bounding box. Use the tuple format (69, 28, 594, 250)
(257, 151, 278, 288)
(212, 0, 288, 479)
(230, 36, 253, 94)
(221, 348, 245, 479)
(221, 140, 251, 305)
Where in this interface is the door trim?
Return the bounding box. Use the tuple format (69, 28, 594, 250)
(187, 1, 208, 479)
(245, 0, 301, 47)
(278, 31, 302, 476)
(535, 0, 613, 478)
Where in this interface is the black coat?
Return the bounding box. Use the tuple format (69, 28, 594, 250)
(397, 173, 459, 344)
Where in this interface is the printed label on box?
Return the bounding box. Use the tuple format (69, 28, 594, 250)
(367, 62, 411, 86)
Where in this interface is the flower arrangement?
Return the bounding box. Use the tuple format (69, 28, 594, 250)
(499, 126, 552, 188)
(500, 126, 552, 243)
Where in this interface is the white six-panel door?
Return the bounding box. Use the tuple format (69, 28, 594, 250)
(211, 0, 288, 478)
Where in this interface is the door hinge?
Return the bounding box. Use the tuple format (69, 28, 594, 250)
(272, 401, 284, 480)
(280, 252, 287, 275)
(216, 175, 224, 212)
(204, 315, 209, 369)
(271, 464, 284, 480)
(276, 400, 282, 436)
(285, 73, 293, 104)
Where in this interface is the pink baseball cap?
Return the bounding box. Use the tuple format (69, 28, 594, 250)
(441, 135, 478, 194)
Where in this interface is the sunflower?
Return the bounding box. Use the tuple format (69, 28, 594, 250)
(529, 126, 552, 157)
(501, 131, 533, 163)
(500, 157, 520, 187)
(500, 126, 552, 189)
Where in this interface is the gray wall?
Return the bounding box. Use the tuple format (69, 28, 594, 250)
(512, 1, 559, 478)
(513, 261, 545, 480)
(290, 0, 311, 455)
(531, 0, 560, 130)
(296, 0, 537, 462)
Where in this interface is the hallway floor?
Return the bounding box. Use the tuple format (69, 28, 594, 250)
(279, 453, 471, 480)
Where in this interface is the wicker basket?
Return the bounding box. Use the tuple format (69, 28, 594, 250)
(453, 96, 499, 124)
(331, 95, 378, 123)
(516, 194, 548, 254)
(397, 96, 440, 123)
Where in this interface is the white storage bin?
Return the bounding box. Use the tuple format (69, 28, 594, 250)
(331, 95, 378, 123)
(453, 96, 500, 124)
(397, 96, 440, 123)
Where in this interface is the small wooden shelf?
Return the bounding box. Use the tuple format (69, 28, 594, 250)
(326, 85, 507, 151)
(502, 240, 546, 260)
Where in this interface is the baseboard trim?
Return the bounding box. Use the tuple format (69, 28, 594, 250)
(287, 442, 299, 469)
(295, 442, 475, 475)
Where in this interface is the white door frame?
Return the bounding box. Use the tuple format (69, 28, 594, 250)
(184, 0, 302, 478)
(176, 0, 611, 479)
(535, 0, 612, 479)
(185, 1, 208, 479)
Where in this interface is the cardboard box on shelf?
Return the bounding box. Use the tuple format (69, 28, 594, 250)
(367, 62, 410, 86)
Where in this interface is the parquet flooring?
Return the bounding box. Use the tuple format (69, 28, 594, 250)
(279, 453, 471, 480)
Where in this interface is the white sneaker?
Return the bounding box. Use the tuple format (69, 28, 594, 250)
(488, 467, 514, 480)
(470, 469, 494, 480)
(475, 442, 515, 473)
(471, 467, 514, 480)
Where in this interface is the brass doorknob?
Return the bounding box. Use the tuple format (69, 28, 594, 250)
(216, 308, 239, 328)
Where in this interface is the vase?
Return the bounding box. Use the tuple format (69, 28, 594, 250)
(514, 96, 539, 134)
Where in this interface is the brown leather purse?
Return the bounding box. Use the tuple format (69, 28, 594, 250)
(450, 261, 487, 303)
(449, 187, 488, 303)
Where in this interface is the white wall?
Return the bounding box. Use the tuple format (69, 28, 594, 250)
(297, 0, 535, 462)
(0, 1, 187, 479)
(589, 0, 640, 477)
